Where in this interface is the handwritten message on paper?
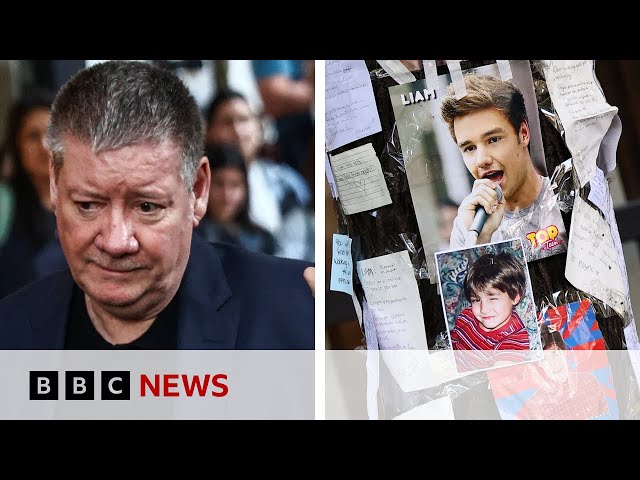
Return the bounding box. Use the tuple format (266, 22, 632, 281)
(325, 60, 382, 150)
(566, 196, 628, 319)
(586, 172, 634, 325)
(330, 234, 353, 295)
(363, 300, 379, 350)
(542, 60, 618, 187)
(329, 143, 392, 215)
(356, 250, 427, 350)
(602, 180, 634, 327)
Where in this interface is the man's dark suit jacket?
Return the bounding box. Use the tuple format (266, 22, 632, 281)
(0, 234, 314, 349)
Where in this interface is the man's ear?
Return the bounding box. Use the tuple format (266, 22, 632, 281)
(192, 156, 211, 228)
(519, 120, 530, 147)
(49, 153, 58, 211)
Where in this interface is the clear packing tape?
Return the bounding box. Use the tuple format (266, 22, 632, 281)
(325, 60, 640, 419)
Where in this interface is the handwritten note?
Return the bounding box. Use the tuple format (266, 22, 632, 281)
(363, 300, 379, 350)
(587, 167, 610, 218)
(566, 196, 628, 319)
(356, 250, 427, 350)
(329, 143, 392, 215)
(325, 60, 382, 150)
(603, 182, 634, 327)
(542, 60, 618, 187)
(330, 234, 353, 295)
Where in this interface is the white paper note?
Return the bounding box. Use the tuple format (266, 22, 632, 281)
(325, 153, 338, 199)
(603, 181, 634, 327)
(363, 300, 379, 350)
(393, 396, 455, 420)
(325, 60, 382, 150)
(596, 113, 622, 176)
(356, 250, 427, 350)
(365, 349, 380, 420)
(363, 301, 380, 420)
(566, 196, 628, 319)
(542, 60, 618, 187)
(362, 300, 380, 420)
(587, 167, 610, 218)
(329, 143, 392, 215)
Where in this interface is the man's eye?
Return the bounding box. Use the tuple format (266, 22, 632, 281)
(77, 201, 97, 212)
(463, 145, 476, 153)
(488, 136, 500, 144)
(139, 202, 162, 214)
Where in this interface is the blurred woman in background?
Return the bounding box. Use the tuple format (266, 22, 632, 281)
(197, 142, 276, 255)
(0, 89, 57, 298)
(205, 89, 314, 261)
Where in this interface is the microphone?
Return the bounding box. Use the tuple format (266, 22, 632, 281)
(464, 185, 503, 247)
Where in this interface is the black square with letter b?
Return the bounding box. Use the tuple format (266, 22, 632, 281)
(29, 371, 58, 400)
(65, 371, 94, 400)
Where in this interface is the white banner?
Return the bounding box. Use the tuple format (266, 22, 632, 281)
(0, 350, 314, 419)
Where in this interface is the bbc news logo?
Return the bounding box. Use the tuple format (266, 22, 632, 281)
(29, 371, 228, 400)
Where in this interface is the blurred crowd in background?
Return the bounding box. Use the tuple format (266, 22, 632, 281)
(0, 60, 315, 300)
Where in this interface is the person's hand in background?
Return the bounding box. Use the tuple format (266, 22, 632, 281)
(304, 266, 315, 298)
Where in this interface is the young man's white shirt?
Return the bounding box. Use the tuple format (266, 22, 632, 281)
(449, 175, 568, 261)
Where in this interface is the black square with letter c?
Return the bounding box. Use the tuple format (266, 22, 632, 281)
(101, 371, 130, 400)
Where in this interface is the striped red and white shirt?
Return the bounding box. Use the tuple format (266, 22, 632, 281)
(450, 307, 530, 371)
(451, 307, 530, 350)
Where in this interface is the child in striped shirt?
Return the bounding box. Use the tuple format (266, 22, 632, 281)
(450, 252, 530, 353)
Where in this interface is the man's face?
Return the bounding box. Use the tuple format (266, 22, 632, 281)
(51, 135, 208, 320)
(469, 287, 520, 332)
(454, 108, 530, 201)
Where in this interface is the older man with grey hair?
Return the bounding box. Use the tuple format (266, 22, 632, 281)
(0, 60, 314, 349)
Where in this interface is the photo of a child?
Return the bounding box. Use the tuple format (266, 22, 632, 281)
(435, 238, 541, 373)
(451, 251, 529, 351)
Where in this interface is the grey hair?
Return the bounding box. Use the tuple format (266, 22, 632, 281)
(46, 60, 204, 190)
